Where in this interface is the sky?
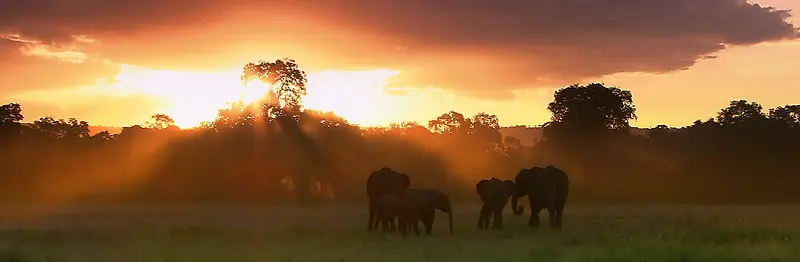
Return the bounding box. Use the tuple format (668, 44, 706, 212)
(1, 0, 798, 129)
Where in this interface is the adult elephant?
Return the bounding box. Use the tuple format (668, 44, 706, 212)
(475, 178, 515, 229)
(511, 165, 570, 229)
(366, 167, 411, 232)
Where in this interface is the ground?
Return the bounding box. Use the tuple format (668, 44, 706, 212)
(0, 205, 797, 261)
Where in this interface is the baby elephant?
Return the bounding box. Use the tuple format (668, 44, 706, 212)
(375, 189, 454, 237)
(476, 178, 515, 229)
(375, 193, 419, 237)
(404, 189, 454, 236)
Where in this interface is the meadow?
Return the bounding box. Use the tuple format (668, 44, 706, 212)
(0, 205, 797, 262)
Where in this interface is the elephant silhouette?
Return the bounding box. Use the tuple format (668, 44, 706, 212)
(476, 177, 515, 229)
(366, 167, 411, 232)
(375, 189, 454, 237)
(510, 165, 570, 229)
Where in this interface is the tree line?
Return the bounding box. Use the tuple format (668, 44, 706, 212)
(1, 59, 799, 205)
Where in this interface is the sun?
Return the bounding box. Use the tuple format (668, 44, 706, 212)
(110, 65, 400, 128)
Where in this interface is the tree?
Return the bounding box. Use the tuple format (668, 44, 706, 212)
(0, 103, 23, 124)
(768, 105, 800, 128)
(145, 114, 177, 130)
(470, 112, 502, 151)
(428, 111, 472, 135)
(0, 103, 25, 138)
(241, 58, 308, 120)
(388, 121, 429, 137)
(503, 136, 522, 151)
(241, 58, 314, 204)
(716, 100, 766, 126)
(547, 83, 637, 131)
(32, 116, 90, 139)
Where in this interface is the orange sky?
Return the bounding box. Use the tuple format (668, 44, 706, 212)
(1, 0, 798, 129)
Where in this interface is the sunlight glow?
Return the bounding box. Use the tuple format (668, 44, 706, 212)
(108, 65, 402, 128)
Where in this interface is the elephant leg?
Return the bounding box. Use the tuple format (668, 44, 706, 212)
(528, 195, 541, 228)
(368, 198, 376, 232)
(555, 203, 565, 229)
(491, 208, 503, 230)
(547, 207, 557, 228)
(380, 217, 391, 233)
(389, 217, 397, 232)
(529, 208, 542, 228)
(398, 216, 409, 238)
(423, 209, 435, 235)
(478, 203, 490, 229)
(414, 220, 422, 236)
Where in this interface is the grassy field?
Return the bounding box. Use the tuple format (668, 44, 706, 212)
(0, 204, 798, 261)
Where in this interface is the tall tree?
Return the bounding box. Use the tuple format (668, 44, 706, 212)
(716, 100, 766, 126)
(470, 112, 502, 151)
(145, 114, 178, 130)
(0, 103, 24, 138)
(0, 103, 23, 124)
(547, 83, 637, 131)
(241, 58, 308, 120)
(428, 111, 472, 135)
(241, 58, 317, 204)
(768, 105, 800, 128)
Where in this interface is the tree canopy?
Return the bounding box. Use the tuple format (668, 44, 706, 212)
(1, 59, 799, 205)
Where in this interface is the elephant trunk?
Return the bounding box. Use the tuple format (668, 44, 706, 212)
(448, 209, 454, 236)
(511, 196, 524, 215)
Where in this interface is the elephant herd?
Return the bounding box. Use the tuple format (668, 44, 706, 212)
(365, 166, 570, 238)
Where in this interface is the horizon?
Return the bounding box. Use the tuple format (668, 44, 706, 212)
(2, 0, 798, 129)
(3, 1, 800, 259)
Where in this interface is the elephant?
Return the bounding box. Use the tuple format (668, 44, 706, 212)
(375, 189, 454, 237)
(366, 167, 411, 232)
(510, 165, 570, 229)
(375, 193, 420, 237)
(404, 189, 454, 236)
(475, 177, 515, 229)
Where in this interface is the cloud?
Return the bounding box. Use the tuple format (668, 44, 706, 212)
(1, 0, 798, 100)
(0, 36, 120, 96)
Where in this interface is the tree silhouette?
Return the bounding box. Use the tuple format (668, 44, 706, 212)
(0, 103, 23, 124)
(768, 105, 800, 128)
(145, 114, 178, 130)
(0, 103, 24, 139)
(32, 116, 90, 139)
(241, 58, 308, 120)
(2, 58, 800, 206)
(471, 112, 503, 151)
(547, 83, 637, 131)
(716, 100, 766, 126)
(428, 111, 472, 135)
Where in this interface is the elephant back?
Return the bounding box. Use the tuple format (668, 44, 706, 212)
(476, 178, 513, 201)
(366, 167, 411, 199)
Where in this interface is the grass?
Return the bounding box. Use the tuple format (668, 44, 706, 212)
(0, 205, 798, 261)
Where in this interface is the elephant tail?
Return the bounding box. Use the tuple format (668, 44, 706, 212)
(448, 210, 454, 236)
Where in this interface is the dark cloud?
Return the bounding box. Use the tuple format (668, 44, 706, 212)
(1, 0, 798, 99)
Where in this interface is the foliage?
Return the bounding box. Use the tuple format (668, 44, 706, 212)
(0, 60, 799, 205)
